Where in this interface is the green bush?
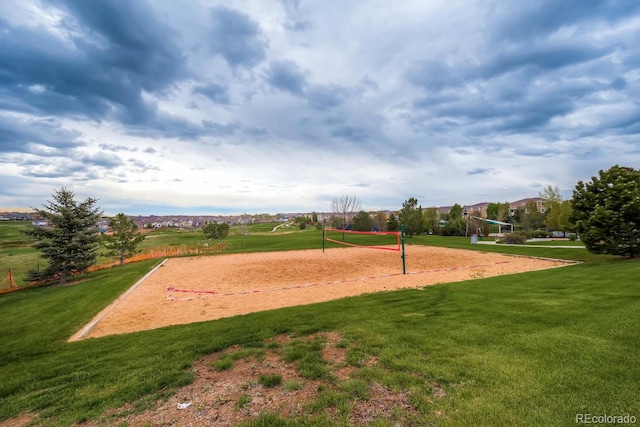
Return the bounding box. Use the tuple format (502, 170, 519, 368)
(501, 231, 528, 244)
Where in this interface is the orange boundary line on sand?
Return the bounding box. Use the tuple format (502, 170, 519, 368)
(165, 261, 511, 301)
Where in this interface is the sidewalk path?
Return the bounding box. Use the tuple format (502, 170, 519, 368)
(476, 240, 585, 249)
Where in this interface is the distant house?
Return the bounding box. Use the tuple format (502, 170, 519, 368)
(436, 206, 452, 216)
(463, 202, 490, 217)
(509, 197, 545, 215)
(435, 197, 545, 219)
(0, 212, 33, 220)
(31, 220, 47, 226)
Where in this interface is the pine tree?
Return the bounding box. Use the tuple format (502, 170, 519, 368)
(386, 213, 399, 231)
(352, 211, 373, 231)
(24, 187, 103, 285)
(572, 165, 640, 258)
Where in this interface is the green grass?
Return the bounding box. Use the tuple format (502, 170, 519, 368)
(282, 379, 304, 391)
(211, 355, 235, 371)
(258, 374, 282, 388)
(236, 395, 252, 409)
(282, 335, 333, 381)
(0, 221, 42, 286)
(408, 235, 605, 263)
(0, 220, 32, 244)
(0, 228, 639, 425)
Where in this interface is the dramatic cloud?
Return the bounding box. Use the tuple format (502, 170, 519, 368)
(207, 6, 267, 69)
(0, 1, 639, 214)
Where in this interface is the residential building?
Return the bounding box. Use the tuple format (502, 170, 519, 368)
(509, 198, 545, 215)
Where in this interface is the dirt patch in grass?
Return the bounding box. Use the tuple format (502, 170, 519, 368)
(0, 414, 36, 427)
(71, 246, 574, 340)
(88, 332, 423, 426)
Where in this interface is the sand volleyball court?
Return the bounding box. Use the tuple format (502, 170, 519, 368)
(70, 246, 573, 340)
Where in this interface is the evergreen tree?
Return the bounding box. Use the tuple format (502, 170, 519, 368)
(572, 165, 640, 258)
(441, 203, 466, 236)
(386, 213, 399, 231)
(442, 217, 466, 236)
(103, 213, 145, 266)
(24, 187, 103, 285)
(449, 203, 463, 219)
(352, 210, 373, 231)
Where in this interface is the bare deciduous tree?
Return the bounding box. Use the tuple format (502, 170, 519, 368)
(237, 214, 251, 249)
(330, 195, 361, 229)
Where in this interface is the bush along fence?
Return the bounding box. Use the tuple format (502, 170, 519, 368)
(89, 242, 228, 271)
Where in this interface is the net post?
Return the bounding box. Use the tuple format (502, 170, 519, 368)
(322, 225, 325, 253)
(400, 225, 406, 274)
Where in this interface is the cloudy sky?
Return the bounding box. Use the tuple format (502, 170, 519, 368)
(1, 0, 639, 215)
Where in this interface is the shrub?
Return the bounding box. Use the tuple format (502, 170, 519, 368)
(501, 231, 528, 244)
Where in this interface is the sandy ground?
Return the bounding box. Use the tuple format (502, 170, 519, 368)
(70, 246, 573, 340)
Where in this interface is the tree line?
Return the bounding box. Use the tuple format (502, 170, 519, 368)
(331, 165, 640, 257)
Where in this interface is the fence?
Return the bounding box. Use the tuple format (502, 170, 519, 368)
(89, 241, 228, 271)
(0, 242, 228, 294)
(0, 270, 17, 294)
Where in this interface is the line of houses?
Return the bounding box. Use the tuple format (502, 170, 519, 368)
(441, 197, 545, 218)
(0, 198, 546, 228)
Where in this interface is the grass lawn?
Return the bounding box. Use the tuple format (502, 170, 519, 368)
(0, 221, 43, 287)
(0, 229, 639, 425)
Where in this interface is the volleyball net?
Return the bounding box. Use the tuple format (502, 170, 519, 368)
(323, 228, 401, 251)
(323, 227, 406, 273)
